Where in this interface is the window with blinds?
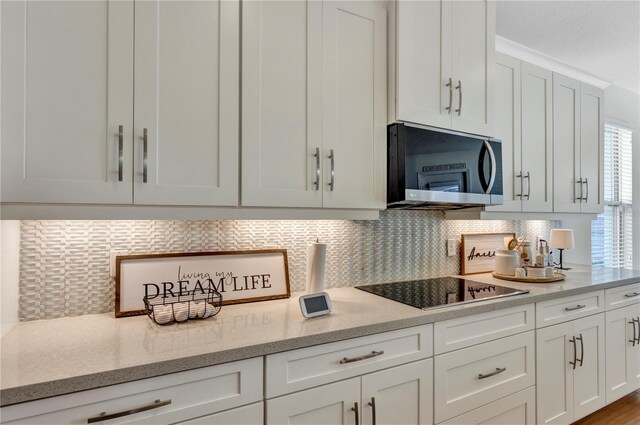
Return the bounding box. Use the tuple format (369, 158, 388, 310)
(592, 123, 633, 268)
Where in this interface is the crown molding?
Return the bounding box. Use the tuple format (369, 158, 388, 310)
(496, 36, 610, 89)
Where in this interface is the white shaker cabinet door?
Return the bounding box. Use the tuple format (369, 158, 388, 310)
(361, 359, 433, 425)
(536, 321, 574, 425)
(553, 73, 582, 213)
(572, 314, 606, 421)
(396, 0, 453, 129)
(520, 62, 553, 212)
(450, 0, 495, 137)
(241, 0, 323, 208)
(1, 0, 134, 204)
(486, 53, 521, 212)
(266, 378, 360, 425)
(579, 83, 604, 214)
(322, 0, 387, 209)
(133, 0, 239, 206)
(605, 303, 640, 404)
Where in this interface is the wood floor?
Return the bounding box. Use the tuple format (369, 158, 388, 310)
(573, 390, 640, 425)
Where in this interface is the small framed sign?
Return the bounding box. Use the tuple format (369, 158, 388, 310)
(460, 232, 515, 275)
(116, 249, 291, 317)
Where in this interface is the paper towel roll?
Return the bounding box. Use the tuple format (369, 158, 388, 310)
(306, 242, 326, 294)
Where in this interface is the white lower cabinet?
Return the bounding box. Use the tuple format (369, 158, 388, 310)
(536, 313, 605, 425)
(440, 386, 536, 425)
(434, 331, 535, 423)
(266, 359, 433, 425)
(605, 303, 640, 403)
(177, 402, 263, 425)
(0, 358, 263, 424)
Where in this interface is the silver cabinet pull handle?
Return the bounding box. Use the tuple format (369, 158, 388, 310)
(87, 399, 171, 423)
(576, 178, 584, 202)
(624, 292, 640, 298)
(634, 317, 640, 345)
(569, 336, 578, 369)
(524, 171, 531, 200)
(576, 333, 584, 367)
(142, 128, 148, 183)
(328, 149, 335, 191)
(445, 78, 453, 114)
(368, 397, 376, 425)
(455, 80, 462, 116)
(313, 147, 320, 190)
(515, 172, 524, 198)
(583, 178, 589, 203)
(565, 304, 586, 312)
(118, 125, 124, 182)
(340, 350, 384, 364)
(478, 367, 506, 379)
(628, 319, 637, 346)
(352, 402, 360, 425)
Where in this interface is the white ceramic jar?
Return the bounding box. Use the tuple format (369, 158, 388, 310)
(494, 250, 522, 276)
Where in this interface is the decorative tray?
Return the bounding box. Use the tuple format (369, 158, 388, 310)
(492, 271, 566, 283)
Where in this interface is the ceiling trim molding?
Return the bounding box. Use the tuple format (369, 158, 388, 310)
(496, 36, 610, 89)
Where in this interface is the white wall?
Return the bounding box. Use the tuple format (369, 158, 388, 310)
(1, 221, 20, 337)
(563, 84, 640, 267)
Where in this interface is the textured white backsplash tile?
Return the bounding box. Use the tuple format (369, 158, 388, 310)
(19, 211, 558, 320)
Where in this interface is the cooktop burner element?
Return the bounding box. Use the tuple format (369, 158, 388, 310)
(355, 277, 529, 310)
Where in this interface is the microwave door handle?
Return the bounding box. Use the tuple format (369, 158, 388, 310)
(484, 141, 497, 194)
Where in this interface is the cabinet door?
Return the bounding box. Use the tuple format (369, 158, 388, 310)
(177, 402, 263, 425)
(322, 1, 387, 209)
(266, 378, 359, 425)
(605, 304, 640, 403)
(572, 314, 606, 421)
(1, 0, 133, 204)
(521, 62, 553, 212)
(133, 0, 238, 206)
(450, 0, 495, 136)
(241, 0, 323, 208)
(486, 53, 521, 212)
(361, 359, 433, 425)
(579, 83, 604, 214)
(553, 73, 581, 213)
(536, 321, 574, 425)
(396, 0, 452, 129)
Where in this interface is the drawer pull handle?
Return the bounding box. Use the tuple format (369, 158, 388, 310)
(569, 336, 578, 369)
(87, 399, 171, 423)
(340, 350, 384, 364)
(117, 125, 124, 182)
(624, 292, 640, 298)
(352, 401, 360, 425)
(565, 304, 586, 312)
(628, 319, 637, 346)
(478, 367, 506, 379)
(368, 397, 376, 425)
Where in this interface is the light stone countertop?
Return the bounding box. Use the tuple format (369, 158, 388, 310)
(1, 265, 639, 407)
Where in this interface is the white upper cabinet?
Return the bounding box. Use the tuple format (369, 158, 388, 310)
(133, 0, 239, 206)
(553, 73, 604, 214)
(396, 0, 495, 136)
(242, 0, 386, 209)
(488, 55, 552, 213)
(1, 0, 239, 207)
(1, 0, 134, 204)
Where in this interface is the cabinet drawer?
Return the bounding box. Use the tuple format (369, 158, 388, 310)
(266, 324, 433, 397)
(605, 282, 640, 310)
(1, 358, 262, 424)
(434, 331, 535, 423)
(439, 386, 536, 425)
(434, 304, 534, 354)
(536, 290, 604, 328)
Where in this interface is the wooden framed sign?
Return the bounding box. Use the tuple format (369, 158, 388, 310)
(115, 249, 291, 317)
(460, 232, 515, 275)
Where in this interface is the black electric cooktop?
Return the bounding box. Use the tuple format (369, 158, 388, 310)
(355, 277, 529, 310)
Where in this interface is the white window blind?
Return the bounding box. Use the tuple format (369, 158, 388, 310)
(592, 123, 633, 268)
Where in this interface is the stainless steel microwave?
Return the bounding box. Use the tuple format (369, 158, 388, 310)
(387, 123, 503, 209)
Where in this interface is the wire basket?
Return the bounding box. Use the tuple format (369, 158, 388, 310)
(143, 287, 222, 325)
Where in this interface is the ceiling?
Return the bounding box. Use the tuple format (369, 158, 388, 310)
(496, 0, 640, 94)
